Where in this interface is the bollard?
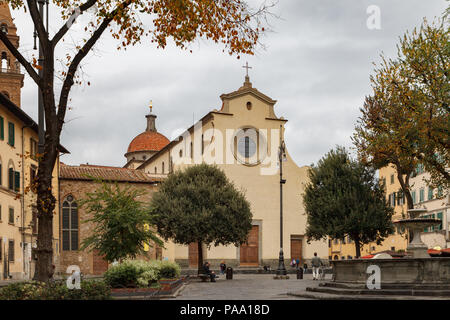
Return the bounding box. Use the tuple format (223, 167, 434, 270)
(226, 267, 233, 280)
(297, 267, 303, 279)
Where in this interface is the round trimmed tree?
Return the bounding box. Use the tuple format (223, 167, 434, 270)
(151, 164, 252, 273)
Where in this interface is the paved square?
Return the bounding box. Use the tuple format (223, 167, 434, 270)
(173, 273, 331, 300)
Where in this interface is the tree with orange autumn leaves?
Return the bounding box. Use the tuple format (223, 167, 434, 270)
(353, 17, 449, 210)
(0, 0, 274, 282)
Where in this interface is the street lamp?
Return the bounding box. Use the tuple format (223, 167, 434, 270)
(276, 125, 287, 277)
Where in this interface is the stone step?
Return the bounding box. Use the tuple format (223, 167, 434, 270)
(307, 286, 450, 297)
(288, 290, 447, 300)
(320, 281, 450, 290)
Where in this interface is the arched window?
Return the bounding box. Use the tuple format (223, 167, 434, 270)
(1, 52, 7, 70)
(0, 23, 8, 34)
(154, 167, 157, 174)
(62, 195, 78, 251)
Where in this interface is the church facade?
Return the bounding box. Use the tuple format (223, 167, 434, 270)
(127, 75, 328, 269)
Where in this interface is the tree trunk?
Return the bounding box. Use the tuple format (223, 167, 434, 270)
(34, 138, 58, 282)
(197, 241, 204, 275)
(354, 235, 361, 258)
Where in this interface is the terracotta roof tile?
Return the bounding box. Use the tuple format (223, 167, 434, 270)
(60, 164, 157, 183)
(127, 131, 169, 153)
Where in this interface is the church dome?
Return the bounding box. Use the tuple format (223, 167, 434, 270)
(127, 131, 169, 153)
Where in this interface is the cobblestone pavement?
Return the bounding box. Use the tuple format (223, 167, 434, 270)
(172, 273, 332, 300)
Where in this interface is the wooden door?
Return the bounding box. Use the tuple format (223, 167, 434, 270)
(188, 242, 199, 268)
(290, 238, 303, 265)
(93, 250, 108, 275)
(240, 225, 259, 266)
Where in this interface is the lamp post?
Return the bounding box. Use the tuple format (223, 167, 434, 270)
(36, 0, 48, 155)
(276, 125, 287, 277)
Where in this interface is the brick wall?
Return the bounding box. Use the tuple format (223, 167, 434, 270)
(57, 179, 159, 275)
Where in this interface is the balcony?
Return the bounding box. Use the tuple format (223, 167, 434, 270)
(0, 66, 21, 74)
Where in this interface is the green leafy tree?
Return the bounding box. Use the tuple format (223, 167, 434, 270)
(80, 181, 163, 263)
(353, 17, 449, 206)
(150, 164, 252, 274)
(304, 147, 394, 258)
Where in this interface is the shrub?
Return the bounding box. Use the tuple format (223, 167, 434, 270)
(158, 260, 181, 279)
(0, 280, 111, 300)
(103, 262, 140, 288)
(103, 260, 181, 288)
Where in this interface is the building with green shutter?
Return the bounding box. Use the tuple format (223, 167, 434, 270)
(0, 93, 69, 280)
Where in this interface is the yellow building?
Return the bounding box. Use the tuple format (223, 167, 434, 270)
(0, 3, 68, 280)
(127, 75, 329, 269)
(328, 164, 408, 260)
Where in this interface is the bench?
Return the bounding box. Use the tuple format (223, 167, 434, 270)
(198, 274, 211, 282)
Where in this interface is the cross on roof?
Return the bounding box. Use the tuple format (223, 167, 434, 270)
(149, 100, 153, 113)
(242, 62, 252, 77)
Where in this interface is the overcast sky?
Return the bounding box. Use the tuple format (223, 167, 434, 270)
(11, 0, 448, 168)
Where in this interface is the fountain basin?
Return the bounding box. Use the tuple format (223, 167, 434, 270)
(331, 258, 450, 285)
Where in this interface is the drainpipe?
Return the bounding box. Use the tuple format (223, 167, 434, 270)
(21, 125, 30, 279)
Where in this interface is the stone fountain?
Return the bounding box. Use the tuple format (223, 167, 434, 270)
(393, 208, 442, 258)
(296, 209, 450, 299)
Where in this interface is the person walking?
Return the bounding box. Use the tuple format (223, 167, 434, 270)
(219, 261, 227, 275)
(311, 252, 323, 280)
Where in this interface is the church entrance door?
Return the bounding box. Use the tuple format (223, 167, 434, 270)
(240, 225, 259, 266)
(290, 236, 303, 266)
(188, 242, 199, 268)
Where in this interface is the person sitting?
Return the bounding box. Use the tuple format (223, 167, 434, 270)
(203, 261, 217, 282)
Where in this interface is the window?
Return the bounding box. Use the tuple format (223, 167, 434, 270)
(190, 142, 193, 159)
(328, 239, 331, 248)
(30, 165, 37, 185)
(154, 167, 157, 174)
(162, 162, 165, 174)
(8, 207, 14, 224)
(437, 186, 443, 198)
(419, 188, 425, 203)
(391, 247, 395, 251)
(246, 101, 252, 110)
(8, 167, 19, 191)
(0, 205, 1, 221)
(436, 212, 443, 231)
(30, 138, 37, 160)
(0, 23, 8, 34)
(62, 195, 79, 251)
(390, 174, 394, 184)
(8, 240, 14, 262)
(341, 256, 346, 260)
(412, 191, 416, 204)
(179, 149, 183, 158)
(428, 187, 434, 201)
(0, 238, 2, 260)
(8, 122, 14, 146)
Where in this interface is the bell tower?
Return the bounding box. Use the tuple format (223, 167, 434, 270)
(0, 2, 24, 107)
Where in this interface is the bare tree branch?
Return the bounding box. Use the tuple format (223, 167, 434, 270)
(51, 0, 99, 47)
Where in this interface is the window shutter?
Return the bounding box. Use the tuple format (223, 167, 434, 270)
(14, 171, 20, 191)
(8, 240, 14, 262)
(8, 208, 14, 224)
(8, 122, 14, 146)
(8, 167, 13, 190)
